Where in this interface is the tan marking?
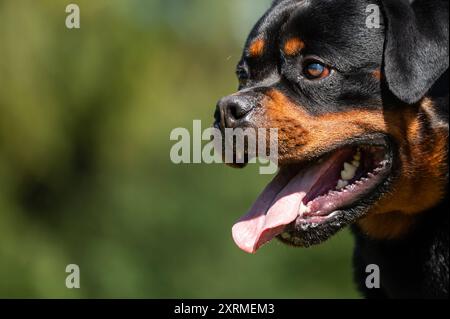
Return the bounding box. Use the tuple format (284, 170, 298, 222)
(421, 97, 448, 127)
(283, 38, 305, 56)
(248, 39, 265, 57)
(358, 213, 418, 239)
(373, 69, 381, 80)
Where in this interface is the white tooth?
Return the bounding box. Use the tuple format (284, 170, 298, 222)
(299, 203, 311, 214)
(336, 179, 349, 190)
(341, 162, 357, 180)
(351, 160, 360, 167)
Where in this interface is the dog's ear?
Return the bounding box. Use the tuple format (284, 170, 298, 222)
(380, 0, 448, 104)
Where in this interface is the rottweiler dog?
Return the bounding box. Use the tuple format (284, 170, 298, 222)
(214, 0, 448, 298)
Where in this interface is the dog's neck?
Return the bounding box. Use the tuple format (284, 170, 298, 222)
(357, 71, 449, 240)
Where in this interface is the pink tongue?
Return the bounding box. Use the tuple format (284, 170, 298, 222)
(231, 156, 337, 254)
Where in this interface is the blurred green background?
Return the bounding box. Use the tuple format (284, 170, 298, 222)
(0, 0, 359, 298)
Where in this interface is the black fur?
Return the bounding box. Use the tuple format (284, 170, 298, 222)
(351, 0, 449, 298)
(216, 0, 449, 298)
(352, 196, 449, 299)
(381, 0, 449, 104)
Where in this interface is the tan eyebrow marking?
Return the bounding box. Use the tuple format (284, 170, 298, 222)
(284, 38, 305, 56)
(373, 69, 382, 80)
(248, 39, 265, 57)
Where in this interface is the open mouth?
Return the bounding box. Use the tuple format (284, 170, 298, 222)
(231, 139, 393, 253)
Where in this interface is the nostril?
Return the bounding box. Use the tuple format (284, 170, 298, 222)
(225, 102, 248, 128)
(228, 99, 252, 121)
(216, 96, 254, 129)
(228, 103, 240, 120)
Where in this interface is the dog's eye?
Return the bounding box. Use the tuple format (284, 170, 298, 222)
(303, 61, 330, 80)
(236, 66, 249, 87)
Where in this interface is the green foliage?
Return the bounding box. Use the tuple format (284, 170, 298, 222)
(0, 0, 359, 298)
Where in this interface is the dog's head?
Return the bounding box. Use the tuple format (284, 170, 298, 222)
(214, 0, 448, 253)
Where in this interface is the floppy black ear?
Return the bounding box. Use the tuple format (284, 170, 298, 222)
(381, 0, 449, 104)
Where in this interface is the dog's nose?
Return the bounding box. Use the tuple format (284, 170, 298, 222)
(215, 95, 254, 129)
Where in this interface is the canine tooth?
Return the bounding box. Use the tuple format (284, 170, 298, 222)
(341, 162, 357, 180)
(300, 205, 311, 214)
(336, 179, 349, 190)
(354, 151, 361, 161)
